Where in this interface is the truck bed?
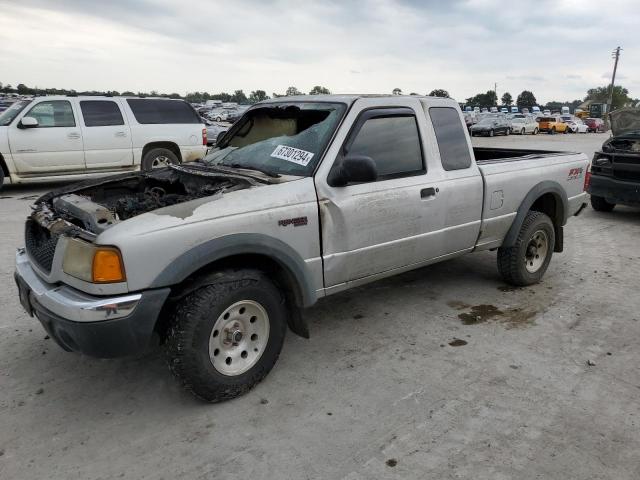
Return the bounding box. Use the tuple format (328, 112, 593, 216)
(473, 148, 589, 251)
(474, 147, 569, 164)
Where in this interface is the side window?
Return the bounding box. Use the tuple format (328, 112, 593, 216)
(429, 107, 472, 171)
(126, 99, 200, 124)
(25, 101, 75, 127)
(80, 101, 124, 127)
(348, 114, 424, 178)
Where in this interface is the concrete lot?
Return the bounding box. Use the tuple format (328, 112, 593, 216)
(1, 132, 639, 479)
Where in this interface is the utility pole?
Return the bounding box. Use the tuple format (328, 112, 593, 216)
(495, 82, 498, 106)
(607, 47, 622, 119)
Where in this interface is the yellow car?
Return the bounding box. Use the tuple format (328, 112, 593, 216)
(538, 116, 569, 134)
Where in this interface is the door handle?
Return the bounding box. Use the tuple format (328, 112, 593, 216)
(420, 187, 438, 198)
(67, 132, 81, 139)
(115, 131, 127, 137)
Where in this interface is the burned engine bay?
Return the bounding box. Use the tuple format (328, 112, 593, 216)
(31, 164, 261, 238)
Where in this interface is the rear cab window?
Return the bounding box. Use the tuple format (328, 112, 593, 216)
(80, 100, 124, 127)
(126, 99, 200, 124)
(429, 107, 472, 171)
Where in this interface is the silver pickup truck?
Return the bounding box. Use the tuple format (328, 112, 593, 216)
(14, 95, 588, 402)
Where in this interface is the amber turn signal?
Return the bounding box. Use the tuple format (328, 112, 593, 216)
(92, 248, 126, 283)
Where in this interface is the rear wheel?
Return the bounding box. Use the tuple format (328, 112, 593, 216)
(489, 129, 494, 137)
(506, 128, 510, 136)
(521, 128, 526, 135)
(141, 148, 179, 171)
(533, 128, 538, 135)
(590, 195, 615, 212)
(497, 211, 555, 286)
(165, 269, 288, 402)
(549, 127, 556, 135)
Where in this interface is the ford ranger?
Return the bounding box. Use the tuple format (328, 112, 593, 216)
(14, 95, 589, 402)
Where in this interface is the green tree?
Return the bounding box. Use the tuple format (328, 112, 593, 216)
(516, 90, 537, 110)
(309, 85, 331, 95)
(17, 83, 30, 94)
(249, 90, 269, 103)
(465, 90, 497, 108)
(428, 89, 450, 98)
(231, 90, 248, 104)
(585, 85, 634, 110)
(285, 86, 303, 96)
(501, 92, 513, 106)
(392, 87, 402, 95)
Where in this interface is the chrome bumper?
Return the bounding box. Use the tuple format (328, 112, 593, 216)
(15, 249, 141, 323)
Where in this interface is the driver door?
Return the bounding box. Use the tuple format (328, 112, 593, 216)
(9, 99, 85, 174)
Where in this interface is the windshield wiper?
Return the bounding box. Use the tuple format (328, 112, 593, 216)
(227, 163, 280, 178)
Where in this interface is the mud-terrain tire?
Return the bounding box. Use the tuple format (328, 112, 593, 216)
(165, 269, 287, 402)
(497, 211, 555, 286)
(590, 195, 615, 212)
(141, 148, 179, 171)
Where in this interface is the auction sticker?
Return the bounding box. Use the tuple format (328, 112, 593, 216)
(270, 145, 314, 166)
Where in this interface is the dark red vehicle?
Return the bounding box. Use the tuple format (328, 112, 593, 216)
(584, 117, 606, 133)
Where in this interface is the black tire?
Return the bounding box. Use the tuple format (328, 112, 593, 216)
(549, 127, 556, 135)
(506, 128, 510, 136)
(521, 128, 526, 135)
(0, 168, 4, 191)
(497, 211, 555, 286)
(165, 269, 288, 402)
(533, 128, 538, 135)
(141, 148, 180, 171)
(489, 129, 494, 137)
(590, 195, 615, 212)
(216, 116, 222, 122)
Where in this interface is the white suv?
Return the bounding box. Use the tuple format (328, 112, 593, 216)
(0, 96, 208, 188)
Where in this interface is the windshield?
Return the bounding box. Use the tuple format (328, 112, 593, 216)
(203, 102, 346, 176)
(0, 100, 31, 126)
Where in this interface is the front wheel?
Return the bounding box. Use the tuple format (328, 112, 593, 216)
(489, 129, 494, 137)
(497, 211, 555, 286)
(533, 128, 538, 135)
(506, 128, 510, 136)
(165, 269, 288, 402)
(521, 128, 526, 135)
(590, 195, 615, 212)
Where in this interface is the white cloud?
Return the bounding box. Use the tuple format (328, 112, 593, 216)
(0, 0, 638, 103)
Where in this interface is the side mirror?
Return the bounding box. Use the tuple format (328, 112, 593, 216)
(18, 117, 39, 129)
(328, 154, 377, 187)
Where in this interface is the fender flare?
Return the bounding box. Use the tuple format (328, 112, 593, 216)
(149, 233, 318, 308)
(502, 181, 568, 252)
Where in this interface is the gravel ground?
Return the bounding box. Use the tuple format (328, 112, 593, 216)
(1, 132, 639, 480)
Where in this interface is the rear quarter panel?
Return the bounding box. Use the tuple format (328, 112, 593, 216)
(476, 153, 588, 249)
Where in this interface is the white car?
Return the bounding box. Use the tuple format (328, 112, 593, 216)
(567, 119, 589, 133)
(510, 116, 539, 135)
(0, 96, 208, 188)
(207, 110, 229, 122)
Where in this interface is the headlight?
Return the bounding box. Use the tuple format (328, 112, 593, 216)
(63, 238, 126, 283)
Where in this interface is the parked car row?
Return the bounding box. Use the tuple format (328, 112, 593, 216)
(466, 110, 606, 137)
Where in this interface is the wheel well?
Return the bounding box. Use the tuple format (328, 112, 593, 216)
(531, 193, 560, 224)
(0, 154, 9, 178)
(530, 192, 564, 252)
(155, 253, 306, 339)
(142, 142, 181, 162)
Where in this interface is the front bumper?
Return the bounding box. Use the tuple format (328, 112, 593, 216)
(15, 249, 170, 358)
(588, 174, 640, 206)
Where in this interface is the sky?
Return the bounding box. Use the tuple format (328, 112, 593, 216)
(0, 0, 638, 104)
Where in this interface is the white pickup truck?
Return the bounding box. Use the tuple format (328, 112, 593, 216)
(0, 96, 207, 188)
(14, 95, 588, 402)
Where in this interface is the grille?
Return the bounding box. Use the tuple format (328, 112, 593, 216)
(25, 219, 59, 274)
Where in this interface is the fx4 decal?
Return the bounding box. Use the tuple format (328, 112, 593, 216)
(568, 167, 583, 181)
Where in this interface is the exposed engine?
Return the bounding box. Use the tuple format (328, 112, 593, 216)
(602, 137, 640, 153)
(32, 164, 260, 236)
